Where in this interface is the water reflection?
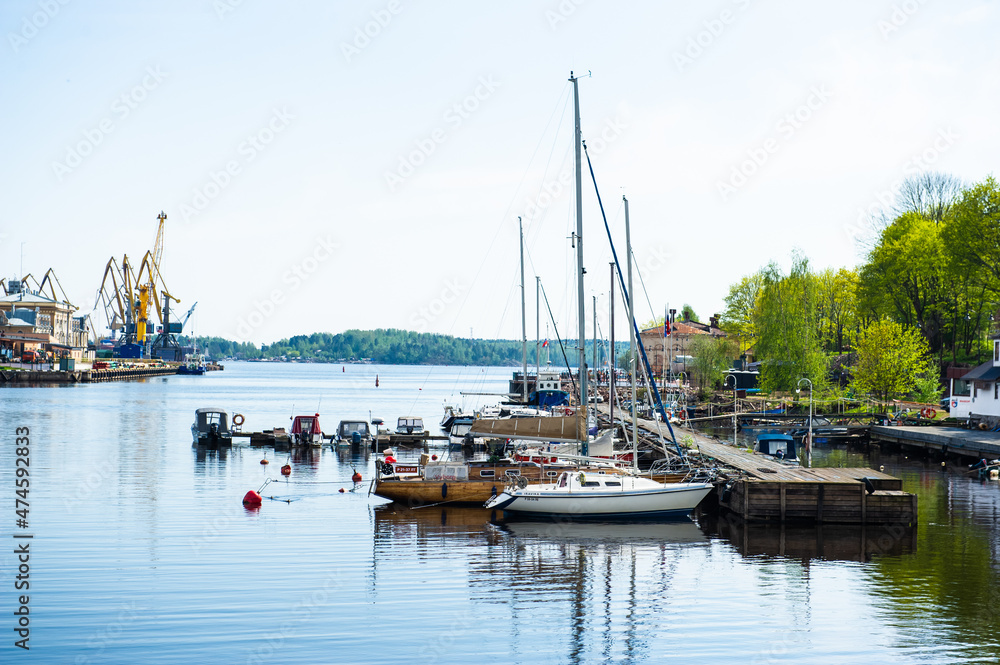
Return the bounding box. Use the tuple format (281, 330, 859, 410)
(698, 511, 917, 561)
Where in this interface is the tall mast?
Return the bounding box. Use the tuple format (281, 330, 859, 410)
(570, 71, 587, 444)
(624, 196, 637, 469)
(609, 262, 615, 430)
(535, 276, 541, 374)
(519, 217, 528, 403)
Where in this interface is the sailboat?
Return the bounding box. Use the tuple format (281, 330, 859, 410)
(485, 72, 713, 520)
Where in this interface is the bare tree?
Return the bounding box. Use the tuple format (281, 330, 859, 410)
(893, 171, 964, 223)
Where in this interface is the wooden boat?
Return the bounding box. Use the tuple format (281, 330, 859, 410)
(373, 455, 633, 507)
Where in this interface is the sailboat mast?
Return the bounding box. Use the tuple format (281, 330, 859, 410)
(535, 276, 541, 374)
(609, 262, 615, 430)
(519, 217, 528, 403)
(570, 71, 587, 425)
(592, 295, 597, 393)
(624, 196, 638, 469)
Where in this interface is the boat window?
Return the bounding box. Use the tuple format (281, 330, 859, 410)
(583, 481, 601, 487)
(546, 471, 559, 477)
(479, 470, 495, 478)
(505, 470, 521, 477)
(605, 481, 622, 487)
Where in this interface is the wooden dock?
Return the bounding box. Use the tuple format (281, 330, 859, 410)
(594, 403, 917, 525)
(870, 425, 1000, 460)
(0, 365, 178, 383)
(694, 439, 916, 525)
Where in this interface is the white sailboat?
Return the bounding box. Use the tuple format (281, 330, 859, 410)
(485, 72, 712, 520)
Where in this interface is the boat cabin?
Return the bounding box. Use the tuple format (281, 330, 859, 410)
(290, 414, 323, 445)
(337, 420, 371, 444)
(754, 433, 798, 462)
(396, 416, 425, 435)
(192, 408, 232, 446)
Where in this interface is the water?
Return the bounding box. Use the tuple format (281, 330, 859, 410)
(1, 363, 998, 664)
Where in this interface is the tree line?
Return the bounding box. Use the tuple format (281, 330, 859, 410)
(187, 329, 627, 367)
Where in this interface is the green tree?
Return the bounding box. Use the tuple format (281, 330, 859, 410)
(680, 304, 699, 322)
(851, 319, 933, 407)
(689, 334, 737, 395)
(754, 255, 827, 393)
(719, 271, 764, 353)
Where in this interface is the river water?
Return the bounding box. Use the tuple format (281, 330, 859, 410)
(0, 363, 998, 664)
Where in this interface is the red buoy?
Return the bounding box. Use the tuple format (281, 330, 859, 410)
(352, 469, 362, 482)
(260, 458, 269, 465)
(242, 490, 262, 508)
(281, 464, 291, 476)
(431, 454, 438, 461)
(338, 487, 345, 493)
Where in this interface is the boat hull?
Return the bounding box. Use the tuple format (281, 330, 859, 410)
(488, 483, 713, 519)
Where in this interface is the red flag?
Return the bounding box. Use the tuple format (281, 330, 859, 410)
(542, 339, 549, 348)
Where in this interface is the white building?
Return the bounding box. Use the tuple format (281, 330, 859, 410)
(959, 336, 1000, 425)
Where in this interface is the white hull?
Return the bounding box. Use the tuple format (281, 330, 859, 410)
(486, 473, 712, 519)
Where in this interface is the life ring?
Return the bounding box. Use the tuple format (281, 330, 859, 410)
(921, 408, 936, 419)
(232, 413, 245, 426)
(564, 407, 573, 416)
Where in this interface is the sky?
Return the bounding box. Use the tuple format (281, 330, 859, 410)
(1, 0, 997, 346)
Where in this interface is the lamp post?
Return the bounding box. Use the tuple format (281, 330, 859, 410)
(725, 374, 738, 446)
(796, 378, 813, 468)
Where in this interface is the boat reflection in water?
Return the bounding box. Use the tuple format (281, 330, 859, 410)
(698, 511, 918, 562)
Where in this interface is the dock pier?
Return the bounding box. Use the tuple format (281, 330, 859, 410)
(595, 404, 917, 525)
(869, 425, 1000, 460)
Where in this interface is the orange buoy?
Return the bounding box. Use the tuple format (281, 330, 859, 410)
(260, 458, 269, 465)
(281, 464, 291, 476)
(242, 490, 262, 508)
(338, 487, 345, 493)
(352, 469, 362, 482)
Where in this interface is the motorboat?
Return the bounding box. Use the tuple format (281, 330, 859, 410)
(485, 470, 713, 520)
(290, 414, 324, 447)
(336, 419, 372, 446)
(395, 416, 425, 436)
(177, 353, 207, 375)
(191, 408, 232, 447)
(753, 432, 799, 464)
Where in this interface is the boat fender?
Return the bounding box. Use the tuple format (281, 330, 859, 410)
(242, 490, 262, 508)
(863, 477, 876, 495)
(491, 485, 497, 497)
(441, 483, 448, 499)
(233, 413, 245, 427)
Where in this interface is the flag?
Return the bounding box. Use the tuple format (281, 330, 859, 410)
(542, 339, 549, 348)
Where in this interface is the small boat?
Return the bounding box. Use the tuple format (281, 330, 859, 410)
(177, 353, 207, 375)
(485, 470, 713, 520)
(373, 454, 633, 506)
(191, 408, 232, 447)
(336, 420, 372, 446)
(290, 414, 324, 447)
(395, 416, 425, 436)
(753, 433, 799, 464)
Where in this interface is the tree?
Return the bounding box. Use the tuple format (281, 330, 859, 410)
(680, 304, 699, 322)
(941, 175, 1000, 293)
(754, 255, 828, 393)
(719, 272, 764, 353)
(851, 319, 933, 407)
(689, 335, 737, 395)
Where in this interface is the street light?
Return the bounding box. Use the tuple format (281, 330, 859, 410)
(725, 374, 738, 446)
(796, 378, 813, 468)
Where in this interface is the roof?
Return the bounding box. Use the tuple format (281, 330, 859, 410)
(640, 321, 726, 337)
(195, 407, 228, 414)
(2, 317, 34, 327)
(961, 361, 1000, 382)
